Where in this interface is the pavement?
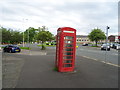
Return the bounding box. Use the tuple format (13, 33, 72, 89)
(2, 53, 25, 88)
(16, 48, 118, 88)
(1, 46, 119, 88)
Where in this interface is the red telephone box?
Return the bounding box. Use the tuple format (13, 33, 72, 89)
(55, 27, 76, 72)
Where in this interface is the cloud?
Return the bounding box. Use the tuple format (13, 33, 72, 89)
(0, 0, 119, 36)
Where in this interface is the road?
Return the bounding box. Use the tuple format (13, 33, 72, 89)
(76, 44, 118, 66)
(2, 47, 118, 88)
(21, 43, 119, 66)
(28, 43, 118, 66)
(9, 43, 119, 66)
(0, 51, 2, 89)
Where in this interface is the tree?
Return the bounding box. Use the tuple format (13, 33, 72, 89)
(88, 28, 106, 46)
(24, 27, 37, 43)
(36, 27, 54, 50)
(1, 27, 23, 44)
(10, 30, 23, 44)
(1, 27, 11, 44)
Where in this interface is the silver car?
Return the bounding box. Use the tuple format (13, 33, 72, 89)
(101, 44, 110, 51)
(116, 44, 120, 50)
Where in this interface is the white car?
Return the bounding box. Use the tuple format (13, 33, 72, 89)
(116, 44, 120, 50)
(0, 45, 2, 51)
(101, 44, 110, 51)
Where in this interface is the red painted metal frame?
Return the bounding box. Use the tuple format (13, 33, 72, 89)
(55, 27, 76, 72)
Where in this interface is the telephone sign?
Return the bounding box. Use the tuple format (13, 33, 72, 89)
(55, 27, 76, 72)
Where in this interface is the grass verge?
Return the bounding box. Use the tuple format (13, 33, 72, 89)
(37, 45, 56, 47)
(91, 46, 100, 47)
(20, 47, 31, 50)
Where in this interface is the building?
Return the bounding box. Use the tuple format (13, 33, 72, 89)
(108, 35, 120, 43)
(108, 35, 115, 42)
(76, 35, 91, 44)
(76, 35, 108, 44)
(56, 34, 120, 44)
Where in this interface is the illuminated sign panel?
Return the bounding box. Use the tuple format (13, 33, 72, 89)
(63, 31, 74, 33)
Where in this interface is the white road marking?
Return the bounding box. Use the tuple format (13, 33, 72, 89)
(81, 55, 120, 67)
(113, 54, 118, 56)
(105, 62, 119, 67)
(82, 56, 90, 58)
(101, 61, 106, 63)
(92, 59, 98, 61)
(82, 56, 98, 61)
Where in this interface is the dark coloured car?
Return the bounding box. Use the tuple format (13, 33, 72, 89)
(101, 44, 110, 51)
(3, 45, 21, 53)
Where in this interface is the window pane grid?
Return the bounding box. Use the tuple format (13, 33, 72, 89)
(64, 36, 73, 40)
(63, 56, 73, 59)
(63, 64, 72, 67)
(63, 52, 73, 55)
(63, 60, 72, 63)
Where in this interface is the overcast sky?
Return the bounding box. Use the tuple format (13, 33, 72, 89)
(0, 0, 119, 35)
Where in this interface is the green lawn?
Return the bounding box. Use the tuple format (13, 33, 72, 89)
(37, 45, 56, 47)
(20, 47, 31, 50)
(91, 46, 100, 47)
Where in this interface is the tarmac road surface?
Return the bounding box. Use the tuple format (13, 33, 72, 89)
(2, 47, 118, 88)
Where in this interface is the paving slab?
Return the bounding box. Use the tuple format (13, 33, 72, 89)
(2, 54, 25, 88)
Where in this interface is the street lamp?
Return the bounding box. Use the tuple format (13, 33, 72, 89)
(23, 31, 24, 47)
(105, 26, 110, 63)
(28, 26, 30, 48)
(106, 26, 110, 45)
(22, 18, 28, 47)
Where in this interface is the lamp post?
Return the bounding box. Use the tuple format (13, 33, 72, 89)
(105, 26, 110, 63)
(106, 26, 110, 48)
(22, 18, 28, 47)
(22, 18, 25, 47)
(26, 19, 29, 48)
(23, 31, 24, 47)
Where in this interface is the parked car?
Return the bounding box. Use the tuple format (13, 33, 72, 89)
(101, 43, 110, 51)
(3, 45, 21, 53)
(82, 43, 88, 46)
(109, 43, 114, 48)
(0, 46, 1, 51)
(0, 45, 4, 51)
(112, 43, 118, 49)
(46, 41, 56, 45)
(116, 44, 120, 50)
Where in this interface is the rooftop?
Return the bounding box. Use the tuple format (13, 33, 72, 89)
(76, 35, 88, 38)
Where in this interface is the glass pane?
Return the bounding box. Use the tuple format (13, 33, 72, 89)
(64, 64, 72, 67)
(64, 52, 73, 55)
(65, 48, 73, 51)
(63, 56, 73, 59)
(64, 36, 73, 40)
(64, 40, 73, 44)
(64, 60, 72, 63)
(65, 44, 73, 47)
